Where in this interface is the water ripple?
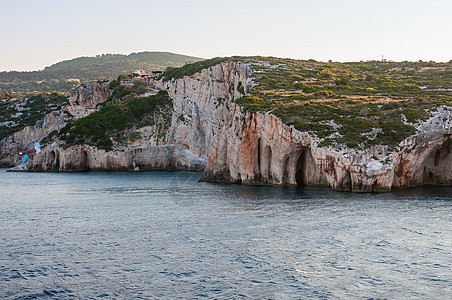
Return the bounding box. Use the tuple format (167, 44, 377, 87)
(0, 170, 451, 299)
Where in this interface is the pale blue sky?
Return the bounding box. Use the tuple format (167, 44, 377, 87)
(1, 0, 451, 71)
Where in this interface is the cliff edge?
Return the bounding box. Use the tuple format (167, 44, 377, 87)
(3, 57, 451, 192)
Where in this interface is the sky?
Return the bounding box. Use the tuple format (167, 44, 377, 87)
(1, 0, 451, 71)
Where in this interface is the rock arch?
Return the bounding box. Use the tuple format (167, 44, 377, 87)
(341, 170, 352, 191)
(333, 169, 352, 191)
(282, 147, 318, 186)
(48, 151, 56, 164)
(47, 150, 60, 171)
(281, 148, 314, 186)
(417, 138, 452, 185)
(295, 150, 311, 186)
(80, 150, 90, 171)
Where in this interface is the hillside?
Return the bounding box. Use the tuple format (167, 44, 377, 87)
(0, 93, 68, 141)
(0, 52, 202, 97)
(230, 57, 452, 150)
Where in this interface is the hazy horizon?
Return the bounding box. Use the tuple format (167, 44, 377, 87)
(3, 50, 452, 73)
(1, 0, 451, 71)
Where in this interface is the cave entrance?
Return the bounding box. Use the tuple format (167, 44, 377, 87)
(80, 151, 90, 171)
(48, 150, 60, 170)
(421, 139, 452, 185)
(295, 150, 307, 186)
(342, 170, 352, 191)
(49, 151, 56, 164)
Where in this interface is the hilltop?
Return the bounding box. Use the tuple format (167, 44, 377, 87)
(0, 51, 202, 97)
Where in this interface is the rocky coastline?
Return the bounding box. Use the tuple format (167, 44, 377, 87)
(1, 61, 451, 192)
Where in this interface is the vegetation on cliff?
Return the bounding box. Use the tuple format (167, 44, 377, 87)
(233, 57, 452, 150)
(0, 93, 68, 141)
(59, 83, 173, 150)
(159, 57, 228, 81)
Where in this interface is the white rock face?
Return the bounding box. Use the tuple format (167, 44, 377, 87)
(201, 102, 452, 192)
(66, 82, 111, 119)
(28, 143, 207, 172)
(24, 62, 250, 172)
(0, 82, 110, 167)
(150, 61, 250, 158)
(6, 60, 452, 192)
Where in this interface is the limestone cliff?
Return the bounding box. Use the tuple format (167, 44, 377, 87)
(24, 62, 250, 172)
(0, 82, 110, 167)
(6, 59, 452, 192)
(201, 104, 452, 191)
(29, 144, 206, 172)
(149, 61, 250, 158)
(66, 82, 111, 119)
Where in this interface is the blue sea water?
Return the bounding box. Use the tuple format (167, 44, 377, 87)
(0, 169, 451, 299)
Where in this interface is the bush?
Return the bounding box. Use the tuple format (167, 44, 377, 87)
(128, 131, 142, 142)
(399, 108, 427, 122)
(236, 95, 274, 112)
(317, 69, 335, 80)
(316, 90, 334, 98)
(376, 121, 415, 146)
(335, 78, 350, 85)
(130, 80, 147, 95)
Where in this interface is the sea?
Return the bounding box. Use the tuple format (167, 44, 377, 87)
(0, 169, 451, 299)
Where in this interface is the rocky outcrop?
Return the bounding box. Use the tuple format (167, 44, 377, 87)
(0, 111, 66, 167)
(66, 82, 111, 119)
(149, 61, 250, 158)
(6, 60, 452, 192)
(0, 82, 110, 167)
(393, 134, 452, 187)
(21, 62, 250, 172)
(27, 143, 207, 172)
(201, 104, 452, 192)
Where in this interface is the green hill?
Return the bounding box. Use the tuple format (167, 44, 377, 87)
(0, 52, 203, 97)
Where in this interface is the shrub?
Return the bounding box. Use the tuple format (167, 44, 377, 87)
(399, 108, 428, 122)
(128, 131, 142, 142)
(236, 95, 274, 112)
(317, 69, 335, 80)
(130, 80, 147, 95)
(335, 78, 350, 85)
(303, 84, 317, 93)
(376, 121, 415, 146)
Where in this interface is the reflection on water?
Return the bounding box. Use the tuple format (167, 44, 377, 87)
(0, 169, 451, 299)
